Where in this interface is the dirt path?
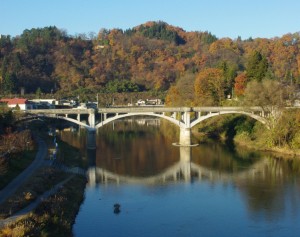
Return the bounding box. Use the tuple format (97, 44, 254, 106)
(0, 137, 87, 229)
(0, 176, 73, 228)
(0, 138, 48, 205)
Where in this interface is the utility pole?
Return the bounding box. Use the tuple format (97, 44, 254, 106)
(97, 93, 99, 108)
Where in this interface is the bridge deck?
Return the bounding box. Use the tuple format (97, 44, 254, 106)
(192, 106, 263, 112)
(98, 106, 192, 113)
(26, 106, 264, 115)
(26, 108, 95, 114)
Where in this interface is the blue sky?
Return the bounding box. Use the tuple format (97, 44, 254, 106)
(1, 0, 299, 39)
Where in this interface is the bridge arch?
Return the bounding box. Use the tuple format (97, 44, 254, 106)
(95, 112, 186, 129)
(17, 114, 92, 130)
(50, 115, 92, 130)
(190, 110, 269, 128)
(16, 115, 46, 123)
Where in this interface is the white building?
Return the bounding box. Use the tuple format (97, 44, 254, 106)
(0, 98, 33, 110)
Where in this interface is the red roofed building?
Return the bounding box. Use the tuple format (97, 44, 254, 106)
(0, 98, 32, 110)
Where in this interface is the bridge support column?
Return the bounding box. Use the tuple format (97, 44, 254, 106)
(182, 112, 191, 127)
(87, 148, 96, 166)
(87, 128, 96, 149)
(179, 127, 191, 146)
(88, 111, 95, 128)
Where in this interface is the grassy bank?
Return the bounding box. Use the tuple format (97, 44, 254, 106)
(234, 131, 300, 158)
(0, 175, 86, 237)
(56, 138, 88, 168)
(0, 150, 36, 190)
(0, 132, 87, 236)
(0, 167, 69, 219)
(196, 112, 300, 159)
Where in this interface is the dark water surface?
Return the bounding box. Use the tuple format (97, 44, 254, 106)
(60, 119, 300, 237)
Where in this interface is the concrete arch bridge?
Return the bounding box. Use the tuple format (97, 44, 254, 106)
(23, 106, 270, 148)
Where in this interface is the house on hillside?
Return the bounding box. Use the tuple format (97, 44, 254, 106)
(135, 99, 163, 106)
(0, 98, 33, 110)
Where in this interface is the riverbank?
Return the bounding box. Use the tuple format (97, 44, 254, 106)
(0, 134, 87, 236)
(233, 133, 300, 159)
(194, 130, 300, 160)
(0, 130, 36, 190)
(195, 112, 300, 160)
(0, 150, 36, 191)
(0, 175, 86, 236)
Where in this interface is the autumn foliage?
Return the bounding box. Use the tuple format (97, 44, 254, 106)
(0, 21, 300, 105)
(194, 68, 224, 105)
(234, 73, 248, 96)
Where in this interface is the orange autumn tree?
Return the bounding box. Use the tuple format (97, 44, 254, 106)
(234, 72, 248, 97)
(194, 68, 225, 106)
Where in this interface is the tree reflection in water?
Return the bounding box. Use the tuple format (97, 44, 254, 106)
(58, 118, 300, 233)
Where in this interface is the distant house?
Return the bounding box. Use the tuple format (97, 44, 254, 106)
(29, 99, 56, 109)
(0, 98, 33, 110)
(136, 99, 146, 106)
(135, 99, 163, 106)
(294, 100, 300, 107)
(146, 99, 162, 105)
(94, 45, 105, 50)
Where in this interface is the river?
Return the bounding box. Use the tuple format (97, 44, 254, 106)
(58, 118, 300, 237)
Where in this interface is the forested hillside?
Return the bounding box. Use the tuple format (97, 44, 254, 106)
(0, 21, 299, 105)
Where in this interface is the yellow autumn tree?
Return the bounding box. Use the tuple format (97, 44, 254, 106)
(194, 68, 225, 106)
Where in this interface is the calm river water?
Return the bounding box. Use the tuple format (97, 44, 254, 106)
(59, 118, 300, 237)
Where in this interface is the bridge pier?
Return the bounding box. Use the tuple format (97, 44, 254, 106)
(179, 127, 192, 146)
(88, 110, 96, 128)
(87, 128, 96, 149)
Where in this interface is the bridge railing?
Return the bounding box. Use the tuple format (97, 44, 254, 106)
(192, 106, 264, 112)
(98, 107, 192, 113)
(25, 108, 94, 114)
(24, 106, 266, 115)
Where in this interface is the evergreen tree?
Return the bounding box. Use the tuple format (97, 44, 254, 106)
(1, 56, 8, 78)
(138, 21, 186, 45)
(36, 87, 42, 98)
(1, 73, 15, 94)
(246, 51, 268, 81)
(219, 61, 237, 97)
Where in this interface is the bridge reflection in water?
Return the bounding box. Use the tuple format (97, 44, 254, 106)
(72, 118, 300, 237)
(55, 117, 290, 189)
(86, 145, 270, 187)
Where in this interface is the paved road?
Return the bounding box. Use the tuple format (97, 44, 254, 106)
(0, 138, 48, 205)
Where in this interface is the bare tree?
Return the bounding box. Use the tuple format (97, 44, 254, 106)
(243, 79, 296, 128)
